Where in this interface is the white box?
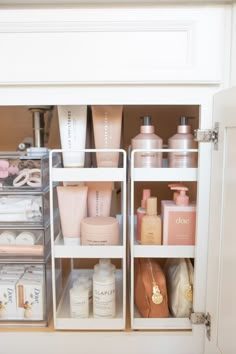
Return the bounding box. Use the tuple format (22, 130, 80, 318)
(16, 278, 44, 319)
(0, 279, 17, 318)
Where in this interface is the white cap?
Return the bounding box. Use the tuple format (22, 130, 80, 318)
(63, 237, 80, 246)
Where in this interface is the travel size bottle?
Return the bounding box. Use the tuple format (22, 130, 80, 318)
(131, 116, 163, 168)
(93, 266, 116, 318)
(136, 189, 151, 243)
(168, 116, 197, 168)
(140, 197, 162, 245)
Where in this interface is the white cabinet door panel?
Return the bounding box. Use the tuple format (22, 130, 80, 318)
(0, 7, 225, 85)
(205, 87, 236, 354)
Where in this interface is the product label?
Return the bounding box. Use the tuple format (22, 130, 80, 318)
(17, 281, 44, 319)
(0, 282, 16, 317)
(93, 280, 116, 318)
(168, 211, 196, 245)
(70, 294, 89, 318)
(134, 152, 162, 168)
(169, 152, 196, 168)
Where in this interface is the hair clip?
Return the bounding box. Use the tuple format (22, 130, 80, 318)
(13, 168, 41, 188)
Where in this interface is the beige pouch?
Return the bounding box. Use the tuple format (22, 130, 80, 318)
(164, 258, 193, 318)
(134, 258, 169, 318)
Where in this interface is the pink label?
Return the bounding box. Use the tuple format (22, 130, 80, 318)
(167, 211, 196, 245)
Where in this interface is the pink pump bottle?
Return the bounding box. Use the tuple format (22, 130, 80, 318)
(131, 116, 163, 168)
(168, 116, 197, 168)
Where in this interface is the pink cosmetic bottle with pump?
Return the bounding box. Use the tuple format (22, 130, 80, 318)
(136, 189, 151, 243)
(161, 186, 196, 245)
(131, 116, 163, 168)
(168, 116, 197, 168)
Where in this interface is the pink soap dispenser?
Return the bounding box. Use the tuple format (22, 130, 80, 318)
(174, 186, 189, 206)
(131, 116, 163, 168)
(168, 116, 197, 168)
(161, 185, 196, 245)
(136, 189, 151, 244)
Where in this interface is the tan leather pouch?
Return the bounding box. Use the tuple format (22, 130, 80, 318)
(134, 258, 169, 318)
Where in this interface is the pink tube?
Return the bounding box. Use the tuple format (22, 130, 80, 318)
(57, 186, 88, 245)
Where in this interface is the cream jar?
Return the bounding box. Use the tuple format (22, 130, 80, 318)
(81, 216, 119, 246)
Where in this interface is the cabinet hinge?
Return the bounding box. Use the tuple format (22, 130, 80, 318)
(190, 312, 211, 341)
(194, 123, 219, 150)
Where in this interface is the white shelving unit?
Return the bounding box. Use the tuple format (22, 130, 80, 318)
(49, 149, 127, 330)
(129, 148, 198, 330)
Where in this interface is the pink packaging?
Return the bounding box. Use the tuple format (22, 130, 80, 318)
(161, 199, 196, 246)
(81, 216, 119, 246)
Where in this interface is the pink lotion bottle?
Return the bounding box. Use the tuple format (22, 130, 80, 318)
(136, 189, 151, 244)
(131, 116, 163, 168)
(161, 186, 196, 245)
(168, 116, 197, 168)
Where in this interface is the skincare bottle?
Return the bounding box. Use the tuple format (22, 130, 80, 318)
(86, 181, 113, 217)
(93, 266, 116, 318)
(94, 259, 116, 274)
(131, 116, 163, 168)
(136, 189, 151, 243)
(70, 283, 89, 318)
(73, 275, 92, 305)
(140, 197, 162, 245)
(168, 116, 197, 168)
(161, 186, 196, 245)
(91, 105, 123, 167)
(58, 105, 87, 168)
(57, 186, 88, 245)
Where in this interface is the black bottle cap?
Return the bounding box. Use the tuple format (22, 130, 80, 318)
(179, 116, 189, 125)
(179, 116, 195, 125)
(141, 116, 152, 126)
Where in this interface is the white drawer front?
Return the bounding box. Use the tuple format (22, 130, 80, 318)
(0, 7, 225, 84)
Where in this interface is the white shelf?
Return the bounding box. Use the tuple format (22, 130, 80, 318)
(52, 167, 126, 182)
(133, 306, 192, 330)
(132, 168, 198, 182)
(56, 269, 124, 330)
(54, 234, 124, 258)
(133, 245, 195, 258)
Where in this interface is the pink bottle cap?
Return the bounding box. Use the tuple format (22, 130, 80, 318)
(141, 189, 151, 208)
(170, 186, 189, 206)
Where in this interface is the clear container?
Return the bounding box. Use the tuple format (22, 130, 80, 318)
(0, 259, 52, 326)
(0, 150, 61, 192)
(0, 226, 51, 259)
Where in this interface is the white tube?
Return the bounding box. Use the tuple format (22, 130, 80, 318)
(58, 105, 87, 167)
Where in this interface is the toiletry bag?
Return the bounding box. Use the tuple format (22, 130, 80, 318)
(164, 258, 194, 318)
(134, 258, 169, 318)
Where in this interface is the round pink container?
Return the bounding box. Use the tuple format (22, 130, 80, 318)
(81, 216, 119, 246)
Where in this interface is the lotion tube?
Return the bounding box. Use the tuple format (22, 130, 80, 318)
(57, 186, 88, 246)
(86, 181, 112, 217)
(58, 105, 87, 167)
(92, 105, 123, 167)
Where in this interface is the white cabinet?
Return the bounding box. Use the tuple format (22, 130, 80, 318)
(0, 2, 235, 354)
(0, 7, 226, 85)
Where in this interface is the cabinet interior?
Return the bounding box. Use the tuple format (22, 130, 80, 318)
(0, 104, 200, 330)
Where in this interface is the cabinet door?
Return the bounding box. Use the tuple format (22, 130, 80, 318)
(205, 87, 236, 354)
